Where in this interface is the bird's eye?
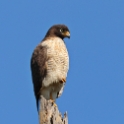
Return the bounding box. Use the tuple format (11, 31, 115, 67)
(60, 28, 64, 33)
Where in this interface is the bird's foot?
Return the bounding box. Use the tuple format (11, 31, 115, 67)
(53, 102, 57, 107)
(50, 99, 57, 107)
(61, 78, 66, 83)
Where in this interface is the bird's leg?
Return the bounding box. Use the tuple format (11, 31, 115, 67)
(61, 78, 66, 83)
(50, 92, 57, 107)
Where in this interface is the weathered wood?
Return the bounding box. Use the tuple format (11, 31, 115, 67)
(39, 96, 68, 124)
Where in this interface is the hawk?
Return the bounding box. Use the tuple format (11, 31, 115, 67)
(31, 24, 70, 110)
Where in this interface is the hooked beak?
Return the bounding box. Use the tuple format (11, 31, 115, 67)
(64, 31, 70, 39)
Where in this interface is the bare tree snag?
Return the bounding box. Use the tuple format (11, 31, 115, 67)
(39, 96, 68, 124)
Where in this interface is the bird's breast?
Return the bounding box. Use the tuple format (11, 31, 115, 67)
(41, 37, 69, 87)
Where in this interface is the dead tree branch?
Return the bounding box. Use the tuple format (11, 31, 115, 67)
(39, 96, 68, 124)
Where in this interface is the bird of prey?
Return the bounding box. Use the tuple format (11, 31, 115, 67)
(31, 24, 70, 110)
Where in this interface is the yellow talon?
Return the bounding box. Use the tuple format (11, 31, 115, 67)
(53, 102, 57, 107)
(62, 78, 66, 83)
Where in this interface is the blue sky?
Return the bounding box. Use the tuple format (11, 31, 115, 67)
(0, 0, 124, 124)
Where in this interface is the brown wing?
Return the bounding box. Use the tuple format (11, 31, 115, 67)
(30, 44, 47, 109)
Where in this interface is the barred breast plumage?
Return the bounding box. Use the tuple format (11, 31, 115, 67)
(41, 37, 69, 87)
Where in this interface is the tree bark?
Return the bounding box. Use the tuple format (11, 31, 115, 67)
(39, 96, 68, 124)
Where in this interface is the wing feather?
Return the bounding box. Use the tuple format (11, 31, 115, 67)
(31, 44, 47, 109)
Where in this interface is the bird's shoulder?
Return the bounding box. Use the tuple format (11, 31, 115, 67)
(31, 43, 47, 67)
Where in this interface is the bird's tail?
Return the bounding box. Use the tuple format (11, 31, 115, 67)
(36, 96, 40, 112)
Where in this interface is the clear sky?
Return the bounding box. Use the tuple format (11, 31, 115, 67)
(0, 0, 124, 124)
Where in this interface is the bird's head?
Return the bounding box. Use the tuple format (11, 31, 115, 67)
(45, 24, 70, 39)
